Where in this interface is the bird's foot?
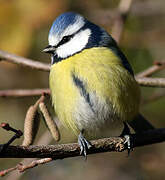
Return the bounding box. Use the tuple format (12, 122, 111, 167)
(120, 122, 133, 156)
(78, 132, 92, 159)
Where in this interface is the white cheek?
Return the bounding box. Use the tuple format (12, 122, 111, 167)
(56, 29, 91, 58)
(48, 34, 60, 46)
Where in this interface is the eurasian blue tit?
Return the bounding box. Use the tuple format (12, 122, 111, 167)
(43, 12, 154, 157)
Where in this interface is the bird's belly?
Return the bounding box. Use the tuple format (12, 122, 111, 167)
(50, 70, 121, 138)
(73, 93, 123, 139)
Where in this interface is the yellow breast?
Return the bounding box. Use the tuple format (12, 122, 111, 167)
(49, 47, 140, 136)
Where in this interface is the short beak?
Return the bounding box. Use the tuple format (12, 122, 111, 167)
(42, 45, 56, 53)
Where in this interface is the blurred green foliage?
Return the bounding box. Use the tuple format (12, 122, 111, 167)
(0, 0, 165, 180)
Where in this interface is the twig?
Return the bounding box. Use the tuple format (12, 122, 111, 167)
(112, 0, 133, 42)
(136, 77, 165, 88)
(0, 123, 23, 152)
(0, 158, 53, 176)
(0, 88, 50, 97)
(5, 130, 53, 180)
(0, 165, 20, 177)
(0, 77, 165, 99)
(0, 50, 50, 71)
(136, 61, 165, 78)
(18, 158, 53, 172)
(0, 123, 22, 135)
(0, 128, 165, 159)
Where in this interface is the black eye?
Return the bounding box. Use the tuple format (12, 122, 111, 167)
(57, 35, 73, 47)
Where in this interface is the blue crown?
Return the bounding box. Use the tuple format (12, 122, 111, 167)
(49, 12, 83, 37)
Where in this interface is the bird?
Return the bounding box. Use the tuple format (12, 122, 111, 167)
(43, 12, 154, 157)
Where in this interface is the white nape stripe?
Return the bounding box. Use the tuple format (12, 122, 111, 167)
(56, 29, 91, 58)
(48, 15, 85, 46)
(62, 15, 85, 37)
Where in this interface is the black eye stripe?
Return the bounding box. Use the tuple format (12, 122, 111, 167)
(56, 35, 74, 47)
(56, 27, 84, 48)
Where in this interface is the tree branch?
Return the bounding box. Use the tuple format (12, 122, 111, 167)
(4, 130, 53, 179)
(0, 77, 164, 99)
(136, 61, 165, 78)
(0, 50, 50, 71)
(0, 128, 165, 159)
(112, 0, 133, 43)
(0, 123, 23, 153)
(0, 77, 165, 99)
(17, 158, 53, 172)
(136, 77, 165, 88)
(0, 88, 50, 97)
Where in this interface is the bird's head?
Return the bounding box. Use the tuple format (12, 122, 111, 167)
(43, 12, 112, 64)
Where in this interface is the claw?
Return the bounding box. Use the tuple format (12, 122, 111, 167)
(120, 122, 133, 156)
(124, 134, 133, 156)
(78, 132, 92, 159)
